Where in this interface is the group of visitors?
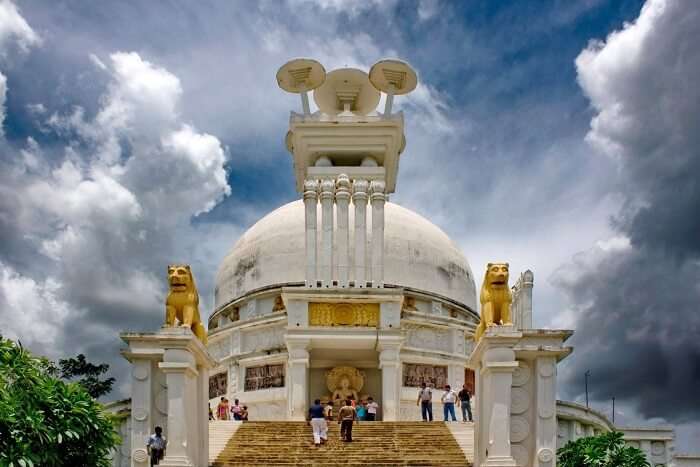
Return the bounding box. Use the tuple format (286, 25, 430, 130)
(417, 382, 472, 423)
(211, 396, 249, 421)
(307, 396, 380, 445)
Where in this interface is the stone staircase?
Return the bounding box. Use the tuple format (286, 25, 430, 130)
(447, 422, 475, 465)
(209, 421, 472, 466)
(209, 420, 243, 465)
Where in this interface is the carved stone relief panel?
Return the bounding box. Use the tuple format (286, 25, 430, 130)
(244, 364, 285, 391)
(406, 325, 451, 353)
(308, 302, 379, 326)
(402, 363, 448, 388)
(241, 326, 285, 353)
(209, 371, 228, 399)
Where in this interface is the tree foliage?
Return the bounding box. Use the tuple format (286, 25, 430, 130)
(0, 337, 120, 467)
(558, 431, 650, 467)
(58, 354, 115, 399)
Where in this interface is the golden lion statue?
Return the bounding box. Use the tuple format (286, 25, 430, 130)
(474, 263, 512, 341)
(165, 264, 207, 344)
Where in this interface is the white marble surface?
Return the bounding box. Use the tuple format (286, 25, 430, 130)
(214, 200, 476, 310)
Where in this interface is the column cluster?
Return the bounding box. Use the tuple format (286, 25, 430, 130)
(303, 173, 386, 288)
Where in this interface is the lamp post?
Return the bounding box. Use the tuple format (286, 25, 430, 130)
(585, 370, 590, 409)
(612, 397, 615, 424)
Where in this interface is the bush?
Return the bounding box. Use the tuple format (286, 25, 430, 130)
(0, 338, 120, 467)
(558, 431, 650, 467)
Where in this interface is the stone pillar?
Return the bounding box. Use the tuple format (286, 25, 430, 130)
(319, 178, 335, 287)
(369, 180, 386, 287)
(533, 356, 557, 467)
(159, 353, 192, 464)
(303, 179, 319, 287)
(286, 338, 310, 420)
(378, 339, 402, 421)
(335, 174, 351, 287)
(468, 328, 572, 467)
(352, 179, 369, 287)
(121, 327, 216, 467)
(126, 358, 155, 466)
(520, 270, 534, 329)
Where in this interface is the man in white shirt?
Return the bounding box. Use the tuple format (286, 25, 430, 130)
(146, 426, 167, 466)
(441, 384, 458, 422)
(366, 397, 379, 421)
(416, 382, 433, 421)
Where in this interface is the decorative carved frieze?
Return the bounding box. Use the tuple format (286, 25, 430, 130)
(244, 364, 285, 391)
(308, 302, 379, 326)
(209, 371, 227, 399)
(402, 363, 448, 388)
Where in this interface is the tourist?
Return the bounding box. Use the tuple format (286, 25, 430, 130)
(356, 400, 367, 421)
(208, 403, 214, 421)
(324, 401, 334, 421)
(458, 384, 473, 422)
(366, 397, 379, 421)
(146, 426, 167, 466)
(338, 399, 358, 442)
(416, 382, 433, 421)
(308, 398, 328, 446)
(231, 398, 243, 420)
(240, 405, 249, 421)
(441, 384, 458, 422)
(217, 397, 229, 420)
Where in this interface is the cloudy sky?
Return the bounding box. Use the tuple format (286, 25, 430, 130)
(0, 0, 698, 451)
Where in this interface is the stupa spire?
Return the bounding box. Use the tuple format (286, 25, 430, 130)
(276, 58, 418, 289)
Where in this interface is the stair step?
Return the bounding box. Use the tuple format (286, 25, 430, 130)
(209, 421, 472, 466)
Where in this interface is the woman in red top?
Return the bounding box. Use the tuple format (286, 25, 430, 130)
(216, 397, 230, 420)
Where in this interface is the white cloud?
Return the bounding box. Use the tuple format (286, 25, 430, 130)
(0, 262, 71, 357)
(0, 50, 230, 363)
(0, 70, 5, 130)
(417, 0, 439, 21)
(0, 0, 40, 54)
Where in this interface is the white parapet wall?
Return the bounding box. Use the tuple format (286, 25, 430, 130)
(621, 426, 676, 467)
(556, 400, 614, 447)
(674, 455, 700, 467)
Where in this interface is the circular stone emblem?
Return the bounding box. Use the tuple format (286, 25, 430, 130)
(132, 366, 148, 381)
(651, 441, 666, 455)
(133, 408, 148, 421)
(132, 448, 148, 463)
(155, 389, 168, 415)
(510, 416, 530, 443)
(510, 387, 530, 414)
(538, 448, 554, 462)
(539, 404, 555, 419)
(512, 362, 530, 387)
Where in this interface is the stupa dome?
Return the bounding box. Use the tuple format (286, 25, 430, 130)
(214, 200, 476, 312)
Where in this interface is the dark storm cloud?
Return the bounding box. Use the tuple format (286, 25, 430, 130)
(557, 0, 700, 423)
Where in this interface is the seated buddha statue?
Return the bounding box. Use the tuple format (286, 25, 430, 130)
(332, 376, 359, 402)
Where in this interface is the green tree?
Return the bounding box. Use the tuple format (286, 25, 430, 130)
(0, 337, 120, 467)
(558, 431, 650, 467)
(58, 354, 115, 399)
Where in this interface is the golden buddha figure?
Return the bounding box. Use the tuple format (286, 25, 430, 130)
(333, 377, 359, 402)
(325, 366, 365, 405)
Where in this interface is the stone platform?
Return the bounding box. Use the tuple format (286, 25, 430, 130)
(209, 421, 473, 466)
